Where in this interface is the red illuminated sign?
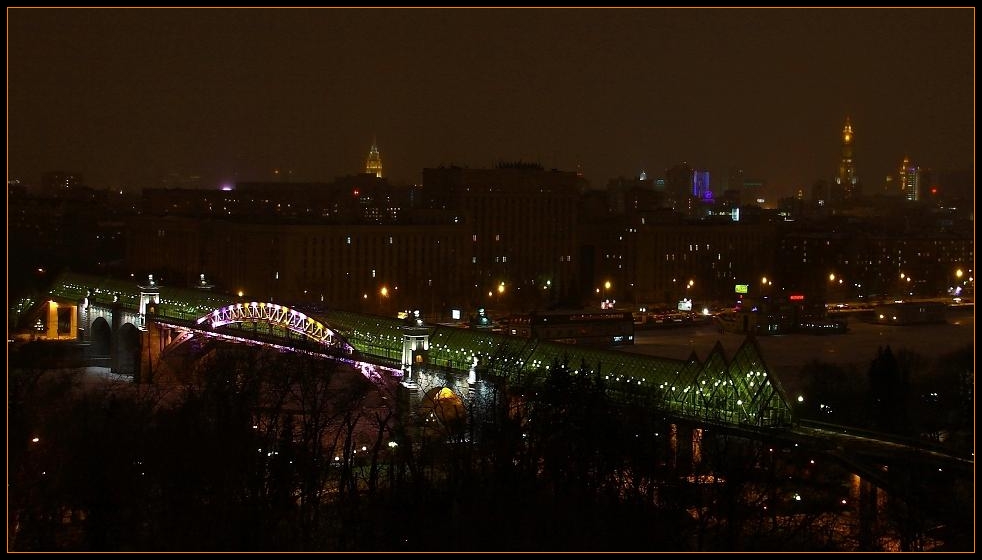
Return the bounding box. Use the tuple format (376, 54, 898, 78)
(789, 294, 805, 301)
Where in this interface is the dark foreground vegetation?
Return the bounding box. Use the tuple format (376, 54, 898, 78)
(8, 341, 973, 551)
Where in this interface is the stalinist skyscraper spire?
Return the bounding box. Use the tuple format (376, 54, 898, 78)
(837, 116, 858, 198)
(365, 138, 383, 178)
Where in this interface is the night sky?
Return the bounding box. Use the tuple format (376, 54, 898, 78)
(8, 8, 974, 199)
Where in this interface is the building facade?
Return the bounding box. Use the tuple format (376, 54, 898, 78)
(126, 216, 469, 314)
(580, 218, 777, 306)
(422, 164, 584, 306)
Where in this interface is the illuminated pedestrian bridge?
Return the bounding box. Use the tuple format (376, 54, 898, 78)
(20, 272, 971, 512)
(36, 272, 794, 429)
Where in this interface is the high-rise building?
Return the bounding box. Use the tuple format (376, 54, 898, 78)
(727, 167, 745, 192)
(665, 162, 693, 212)
(365, 140, 383, 178)
(899, 155, 919, 202)
(836, 117, 859, 199)
(692, 170, 712, 200)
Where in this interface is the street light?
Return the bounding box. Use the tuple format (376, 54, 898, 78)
(379, 286, 388, 311)
(487, 282, 507, 310)
(598, 280, 613, 309)
(828, 273, 842, 301)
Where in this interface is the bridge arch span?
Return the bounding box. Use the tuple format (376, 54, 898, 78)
(419, 386, 466, 431)
(195, 302, 353, 351)
(115, 322, 142, 375)
(91, 316, 112, 356)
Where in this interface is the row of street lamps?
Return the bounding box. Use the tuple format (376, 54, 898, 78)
(280, 266, 972, 317)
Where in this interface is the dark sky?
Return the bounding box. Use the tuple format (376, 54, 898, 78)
(8, 8, 975, 199)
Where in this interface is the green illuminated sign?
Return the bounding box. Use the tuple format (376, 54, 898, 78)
(735, 284, 749, 294)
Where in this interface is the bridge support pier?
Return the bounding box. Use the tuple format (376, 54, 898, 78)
(692, 427, 703, 467)
(140, 320, 191, 384)
(858, 477, 879, 550)
(139, 322, 168, 384)
(398, 379, 421, 428)
(677, 424, 694, 473)
(668, 423, 696, 473)
(668, 424, 677, 469)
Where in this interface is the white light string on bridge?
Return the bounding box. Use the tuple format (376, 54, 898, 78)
(196, 301, 353, 351)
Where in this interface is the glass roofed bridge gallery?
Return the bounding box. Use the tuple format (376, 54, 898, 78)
(37, 272, 794, 430)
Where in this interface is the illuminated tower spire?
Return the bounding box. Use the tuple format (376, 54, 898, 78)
(837, 116, 858, 197)
(365, 138, 383, 178)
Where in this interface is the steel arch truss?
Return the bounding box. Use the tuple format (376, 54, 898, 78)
(196, 302, 352, 351)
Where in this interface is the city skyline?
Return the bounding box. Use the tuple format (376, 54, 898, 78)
(8, 8, 975, 199)
(7, 9, 976, 551)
